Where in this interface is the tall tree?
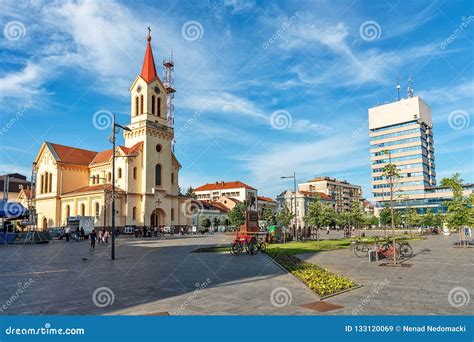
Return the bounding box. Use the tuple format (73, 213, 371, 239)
(227, 202, 246, 229)
(440, 173, 472, 245)
(185, 186, 196, 198)
(350, 200, 364, 230)
(262, 205, 276, 226)
(382, 150, 400, 265)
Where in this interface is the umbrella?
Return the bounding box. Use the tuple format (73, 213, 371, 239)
(0, 200, 28, 219)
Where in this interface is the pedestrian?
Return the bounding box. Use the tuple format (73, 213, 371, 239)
(98, 230, 103, 244)
(104, 230, 110, 244)
(153, 226, 157, 238)
(80, 227, 85, 240)
(326, 226, 330, 235)
(90, 229, 97, 252)
(65, 226, 70, 242)
(75, 227, 80, 241)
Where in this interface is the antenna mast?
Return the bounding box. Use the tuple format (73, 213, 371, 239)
(163, 52, 176, 151)
(407, 74, 414, 98)
(396, 76, 401, 101)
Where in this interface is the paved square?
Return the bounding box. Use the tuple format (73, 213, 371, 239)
(0, 234, 471, 315)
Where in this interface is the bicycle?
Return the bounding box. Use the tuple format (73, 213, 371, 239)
(353, 241, 371, 258)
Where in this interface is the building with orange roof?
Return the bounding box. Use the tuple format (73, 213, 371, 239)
(194, 180, 257, 203)
(31, 31, 189, 230)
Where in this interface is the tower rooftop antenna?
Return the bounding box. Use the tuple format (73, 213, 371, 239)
(407, 74, 414, 98)
(396, 76, 401, 101)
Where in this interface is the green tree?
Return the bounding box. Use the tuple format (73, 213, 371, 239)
(262, 205, 276, 226)
(185, 186, 196, 198)
(350, 200, 364, 230)
(434, 211, 444, 229)
(227, 202, 246, 229)
(440, 173, 472, 244)
(276, 205, 294, 228)
(213, 217, 220, 228)
(382, 150, 400, 265)
(304, 200, 325, 229)
(201, 218, 211, 229)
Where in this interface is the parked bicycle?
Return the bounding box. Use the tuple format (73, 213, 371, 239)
(353, 239, 413, 259)
(230, 233, 266, 255)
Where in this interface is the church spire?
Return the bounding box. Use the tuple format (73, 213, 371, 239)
(140, 27, 158, 83)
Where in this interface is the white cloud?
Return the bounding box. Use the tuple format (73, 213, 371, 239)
(0, 62, 44, 97)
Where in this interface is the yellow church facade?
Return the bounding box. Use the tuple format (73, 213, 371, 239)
(32, 32, 190, 230)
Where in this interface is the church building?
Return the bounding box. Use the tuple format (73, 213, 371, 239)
(32, 31, 190, 230)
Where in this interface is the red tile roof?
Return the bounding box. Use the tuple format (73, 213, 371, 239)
(257, 196, 275, 203)
(140, 34, 157, 83)
(89, 142, 143, 165)
(195, 181, 256, 191)
(49, 143, 97, 166)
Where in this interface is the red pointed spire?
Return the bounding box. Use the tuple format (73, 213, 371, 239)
(140, 28, 157, 83)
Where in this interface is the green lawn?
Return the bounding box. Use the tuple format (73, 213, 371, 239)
(267, 235, 421, 256)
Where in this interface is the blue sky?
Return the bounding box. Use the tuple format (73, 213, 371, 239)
(1, 0, 473, 200)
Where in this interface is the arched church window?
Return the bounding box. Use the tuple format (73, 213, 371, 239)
(140, 95, 144, 114)
(155, 164, 161, 186)
(171, 208, 174, 220)
(40, 174, 44, 194)
(81, 203, 85, 216)
(48, 172, 52, 192)
(135, 96, 139, 116)
(107, 172, 111, 183)
(171, 173, 174, 184)
(44, 172, 49, 193)
(95, 202, 100, 219)
(132, 207, 136, 220)
(118, 168, 122, 179)
(133, 167, 137, 179)
(66, 205, 70, 218)
(151, 95, 155, 114)
(157, 97, 161, 117)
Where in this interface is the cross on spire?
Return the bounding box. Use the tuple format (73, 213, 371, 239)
(147, 26, 151, 41)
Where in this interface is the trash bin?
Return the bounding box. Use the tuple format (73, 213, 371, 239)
(368, 249, 378, 262)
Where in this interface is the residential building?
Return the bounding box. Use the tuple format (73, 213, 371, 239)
(362, 199, 375, 215)
(191, 200, 229, 232)
(194, 181, 257, 203)
(31, 31, 189, 230)
(257, 196, 277, 218)
(1, 173, 31, 201)
(368, 95, 472, 213)
(276, 190, 334, 229)
(298, 177, 362, 212)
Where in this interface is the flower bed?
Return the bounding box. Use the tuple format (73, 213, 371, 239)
(267, 248, 357, 297)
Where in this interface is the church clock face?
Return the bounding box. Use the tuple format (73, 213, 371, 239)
(154, 86, 160, 94)
(137, 85, 142, 93)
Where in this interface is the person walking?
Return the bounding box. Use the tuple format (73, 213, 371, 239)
(80, 227, 85, 240)
(90, 229, 97, 252)
(98, 230, 103, 245)
(65, 226, 70, 242)
(104, 230, 110, 244)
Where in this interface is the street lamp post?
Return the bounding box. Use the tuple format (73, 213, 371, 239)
(281, 172, 297, 242)
(110, 114, 131, 260)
